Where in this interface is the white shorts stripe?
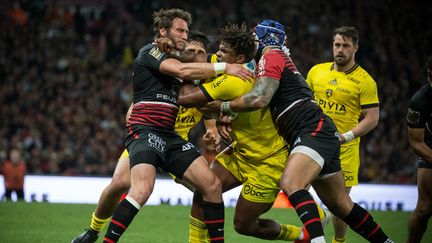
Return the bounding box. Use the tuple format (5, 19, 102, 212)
(290, 145, 325, 168)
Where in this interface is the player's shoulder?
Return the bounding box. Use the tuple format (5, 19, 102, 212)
(136, 43, 165, 62)
(311, 62, 333, 72)
(351, 64, 375, 83)
(410, 84, 432, 105)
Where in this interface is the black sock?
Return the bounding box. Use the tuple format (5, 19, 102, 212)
(288, 189, 323, 239)
(103, 199, 139, 243)
(344, 203, 391, 243)
(202, 201, 224, 243)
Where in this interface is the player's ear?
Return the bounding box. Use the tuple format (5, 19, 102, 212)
(236, 54, 246, 64)
(354, 42, 359, 52)
(160, 28, 167, 37)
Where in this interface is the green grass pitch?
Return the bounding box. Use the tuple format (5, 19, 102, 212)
(0, 202, 431, 242)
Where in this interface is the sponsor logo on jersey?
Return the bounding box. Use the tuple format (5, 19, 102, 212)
(148, 133, 166, 152)
(258, 57, 266, 76)
(149, 47, 163, 60)
(328, 79, 338, 85)
(318, 99, 346, 113)
(336, 87, 351, 94)
(347, 76, 360, 84)
(176, 115, 197, 124)
(407, 108, 420, 125)
(156, 93, 177, 103)
(211, 75, 227, 89)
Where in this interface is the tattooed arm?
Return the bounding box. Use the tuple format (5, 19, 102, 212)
(225, 76, 279, 112)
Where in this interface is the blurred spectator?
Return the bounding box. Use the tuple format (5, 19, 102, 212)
(1, 148, 26, 201)
(0, 0, 430, 183)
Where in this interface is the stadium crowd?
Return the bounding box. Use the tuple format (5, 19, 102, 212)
(1, 0, 431, 184)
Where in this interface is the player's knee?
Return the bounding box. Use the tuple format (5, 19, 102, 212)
(280, 177, 303, 196)
(131, 183, 154, 203)
(202, 174, 221, 195)
(110, 175, 131, 193)
(416, 201, 432, 218)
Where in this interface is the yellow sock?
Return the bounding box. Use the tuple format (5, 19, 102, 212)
(275, 224, 301, 240)
(316, 203, 325, 221)
(189, 215, 209, 243)
(332, 236, 346, 243)
(90, 212, 110, 232)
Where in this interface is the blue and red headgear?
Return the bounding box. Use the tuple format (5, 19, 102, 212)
(255, 19, 286, 52)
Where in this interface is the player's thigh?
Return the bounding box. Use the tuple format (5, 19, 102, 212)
(182, 156, 220, 191)
(211, 159, 242, 192)
(129, 163, 157, 203)
(417, 168, 432, 204)
(111, 150, 131, 188)
(282, 152, 321, 191)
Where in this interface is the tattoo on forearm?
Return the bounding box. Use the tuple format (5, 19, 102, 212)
(243, 77, 279, 108)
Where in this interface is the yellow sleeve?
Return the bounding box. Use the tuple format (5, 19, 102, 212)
(359, 75, 379, 107)
(201, 75, 253, 101)
(306, 65, 318, 91)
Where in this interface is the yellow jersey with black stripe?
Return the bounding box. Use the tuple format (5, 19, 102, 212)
(200, 57, 286, 160)
(306, 62, 379, 146)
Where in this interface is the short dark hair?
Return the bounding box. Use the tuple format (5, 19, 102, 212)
(152, 8, 192, 38)
(334, 26, 359, 45)
(188, 31, 209, 51)
(217, 23, 256, 62)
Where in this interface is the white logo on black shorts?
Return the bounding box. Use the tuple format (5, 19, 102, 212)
(182, 143, 194, 151)
(148, 133, 166, 152)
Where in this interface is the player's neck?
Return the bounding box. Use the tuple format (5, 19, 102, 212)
(334, 60, 356, 73)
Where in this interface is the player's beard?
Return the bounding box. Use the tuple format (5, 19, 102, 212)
(334, 54, 351, 67)
(165, 30, 186, 52)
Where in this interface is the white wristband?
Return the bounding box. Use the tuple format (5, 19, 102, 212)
(342, 130, 355, 142)
(214, 62, 227, 75)
(221, 101, 232, 114)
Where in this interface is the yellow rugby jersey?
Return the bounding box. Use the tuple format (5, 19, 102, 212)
(201, 58, 286, 160)
(306, 62, 379, 145)
(175, 106, 202, 140)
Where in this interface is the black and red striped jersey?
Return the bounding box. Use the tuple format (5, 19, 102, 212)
(127, 43, 181, 131)
(256, 49, 313, 119)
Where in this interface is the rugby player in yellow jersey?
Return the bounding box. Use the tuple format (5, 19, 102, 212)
(179, 23, 309, 243)
(71, 33, 219, 243)
(306, 26, 380, 243)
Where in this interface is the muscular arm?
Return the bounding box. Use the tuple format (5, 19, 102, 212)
(408, 127, 432, 162)
(340, 107, 379, 143)
(159, 58, 252, 81)
(228, 76, 279, 112)
(355, 107, 379, 136)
